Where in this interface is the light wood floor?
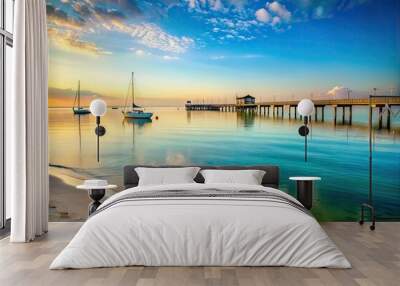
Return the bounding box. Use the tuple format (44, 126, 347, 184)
(0, 222, 399, 286)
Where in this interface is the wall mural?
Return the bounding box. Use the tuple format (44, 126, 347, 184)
(47, 0, 400, 221)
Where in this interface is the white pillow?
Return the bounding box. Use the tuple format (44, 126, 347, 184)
(200, 169, 266, 185)
(135, 167, 201, 186)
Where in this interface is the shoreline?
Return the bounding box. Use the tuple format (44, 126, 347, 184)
(49, 174, 89, 221)
(49, 165, 122, 221)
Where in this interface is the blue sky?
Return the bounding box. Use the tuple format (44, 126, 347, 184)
(47, 0, 400, 106)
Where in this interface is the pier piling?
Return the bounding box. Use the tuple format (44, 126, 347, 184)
(333, 106, 337, 125)
(342, 106, 346, 124)
(315, 107, 318, 121)
(349, 106, 352, 125)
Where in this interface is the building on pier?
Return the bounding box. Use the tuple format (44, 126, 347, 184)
(236, 95, 255, 105)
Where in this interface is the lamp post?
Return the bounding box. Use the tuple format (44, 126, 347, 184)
(297, 99, 315, 162)
(90, 99, 107, 162)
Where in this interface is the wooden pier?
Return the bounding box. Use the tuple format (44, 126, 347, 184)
(185, 96, 400, 129)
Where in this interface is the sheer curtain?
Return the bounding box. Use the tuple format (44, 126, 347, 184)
(8, 0, 48, 242)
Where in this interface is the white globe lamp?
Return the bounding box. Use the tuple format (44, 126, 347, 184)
(297, 99, 314, 116)
(89, 99, 107, 162)
(297, 98, 314, 162)
(90, 99, 107, 117)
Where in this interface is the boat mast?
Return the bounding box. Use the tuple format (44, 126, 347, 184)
(73, 89, 77, 109)
(78, 80, 81, 109)
(132, 72, 135, 108)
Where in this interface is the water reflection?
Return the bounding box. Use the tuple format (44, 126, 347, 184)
(123, 118, 153, 126)
(49, 107, 400, 220)
(237, 111, 256, 128)
(121, 118, 153, 147)
(73, 114, 91, 165)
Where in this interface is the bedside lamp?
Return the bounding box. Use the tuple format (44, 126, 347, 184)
(90, 99, 107, 162)
(297, 99, 314, 162)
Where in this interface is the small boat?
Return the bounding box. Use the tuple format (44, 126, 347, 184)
(122, 72, 153, 119)
(72, 80, 91, 115)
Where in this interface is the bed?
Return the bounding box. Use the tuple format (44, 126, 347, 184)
(50, 165, 350, 269)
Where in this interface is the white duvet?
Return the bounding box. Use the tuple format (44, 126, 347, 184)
(50, 183, 351, 269)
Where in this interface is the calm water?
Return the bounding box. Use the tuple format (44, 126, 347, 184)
(49, 107, 400, 221)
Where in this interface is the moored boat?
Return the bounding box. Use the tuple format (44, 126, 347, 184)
(122, 72, 153, 119)
(72, 80, 91, 115)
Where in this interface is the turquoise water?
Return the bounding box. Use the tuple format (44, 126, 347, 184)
(49, 107, 400, 221)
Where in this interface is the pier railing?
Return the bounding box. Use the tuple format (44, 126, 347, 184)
(258, 97, 400, 107)
(185, 96, 400, 129)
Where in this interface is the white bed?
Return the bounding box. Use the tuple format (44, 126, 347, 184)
(50, 183, 351, 269)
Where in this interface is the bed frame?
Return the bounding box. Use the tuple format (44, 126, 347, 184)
(123, 165, 280, 189)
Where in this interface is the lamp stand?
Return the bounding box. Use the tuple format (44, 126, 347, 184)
(94, 116, 106, 162)
(96, 116, 100, 162)
(359, 95, 376, 230)
(298, 116, 310, 162)
(304, 116, 308, 162)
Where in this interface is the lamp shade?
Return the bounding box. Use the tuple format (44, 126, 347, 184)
(90, 99, 107, 117)
(297, 99, 314, 116)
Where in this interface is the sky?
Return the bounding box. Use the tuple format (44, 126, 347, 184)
(47, 0, 400, 107)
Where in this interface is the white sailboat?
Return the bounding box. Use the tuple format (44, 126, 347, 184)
(122, 72, 153, 119)
(72, 80, 91, 115)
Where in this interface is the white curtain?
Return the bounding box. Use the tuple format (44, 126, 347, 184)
(8, 0, 49, 242)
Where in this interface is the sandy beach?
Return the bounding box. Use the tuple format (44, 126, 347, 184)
(49, 166, 122, 221)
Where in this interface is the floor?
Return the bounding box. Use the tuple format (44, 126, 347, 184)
(0, 222, 399, 286)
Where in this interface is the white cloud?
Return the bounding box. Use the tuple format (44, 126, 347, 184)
(228, 0, 248, 10)
(206, 17, 258, 41)
(49, 2, 195, 55)
(237, 35, 255, 40)
(136, 49, 145, 56)
(131, 48, 151, 57)
(163, 55, 180, 60)
(187, 0, 225, 12)
(48, 28, 111, 56)
(267, 1, 292, 22)
(255, 8, 271, 23)
(135, 24, 193, 54)
(271, 16, 281, 26)
(210, 0, 224, 11)
(188, 0, 249, 12)
(327, 86, 348, 98)
(222, 18, 235, 28)
(111, 23, 194, 54)
(188, 0, 196, 9)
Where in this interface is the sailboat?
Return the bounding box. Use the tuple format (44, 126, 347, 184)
(122, 72, 153, 119)
(72, 80, 91, 115)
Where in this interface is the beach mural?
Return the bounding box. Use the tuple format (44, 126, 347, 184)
(47, 0, 400, 221)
